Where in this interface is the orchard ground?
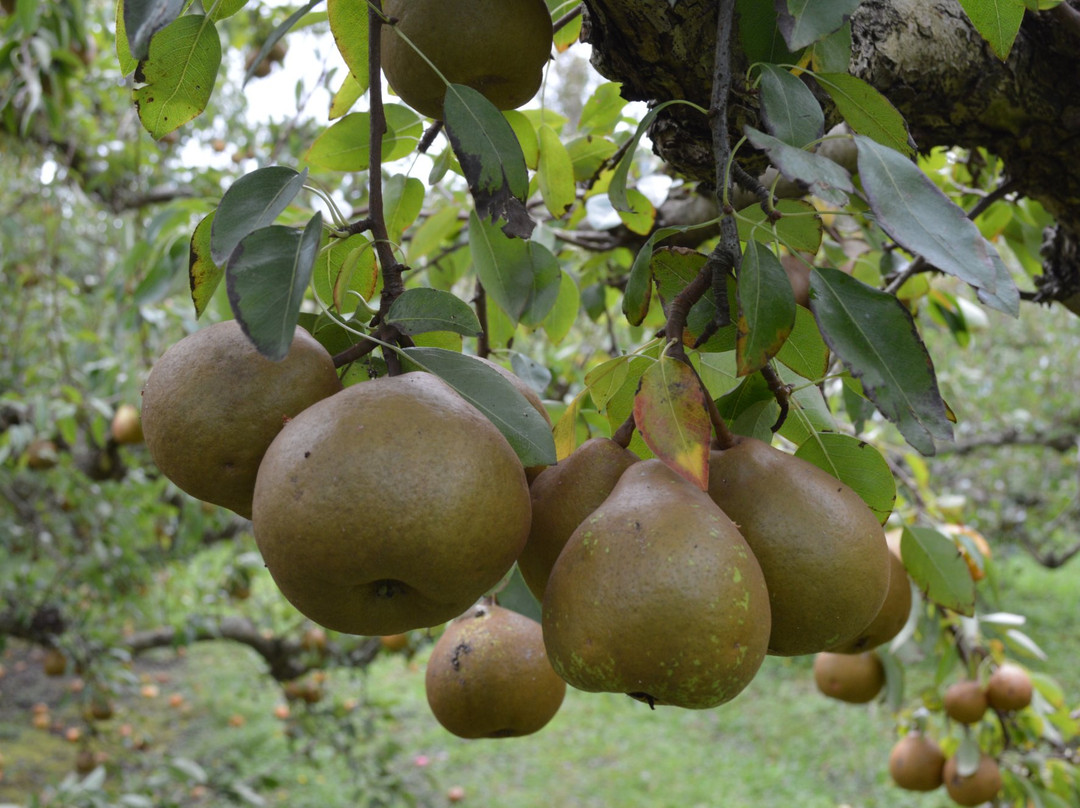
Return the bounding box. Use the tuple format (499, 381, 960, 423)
(1, 551, 1075, 807)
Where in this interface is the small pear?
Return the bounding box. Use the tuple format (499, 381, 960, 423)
(425, 602, 565, 738)
(707, 436, 890, 656)
(888, 731, 945, 792)
(542, 459, 771, 709)
(519, 438, 638, 600)
(943, 752, 1003, 806)
(813, 651, 885, 703)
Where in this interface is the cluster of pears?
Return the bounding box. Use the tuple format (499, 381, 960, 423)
(527, 432, 895, 710)
(380, 0, 553, 120)
(141, 320, 539, 638)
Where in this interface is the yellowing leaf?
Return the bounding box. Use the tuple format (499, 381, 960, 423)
(633, 355, 711, 490)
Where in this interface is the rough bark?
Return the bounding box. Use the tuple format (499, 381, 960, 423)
(579, 0, 1080, 310)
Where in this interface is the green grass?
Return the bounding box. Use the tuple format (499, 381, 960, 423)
(6, 551, 1076, 807)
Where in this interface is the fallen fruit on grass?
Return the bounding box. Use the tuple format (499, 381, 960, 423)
(425, 602, 565, 738)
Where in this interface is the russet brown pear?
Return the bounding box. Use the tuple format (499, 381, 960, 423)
(141, 320, 342, 518)
(520, 437, 638, 600)
(425, 602, 565, 738)
(707, 436, 890, 656)
(251, 372, 531, 636)
(542, 459, 771, 709)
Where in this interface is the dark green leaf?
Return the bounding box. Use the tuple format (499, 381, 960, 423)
(499, 566, 542, 621)
(816, 73, 912, 156)
(188, 211, 220, 318)
(900, 526, 975, 616)
(622, 225, 709, 326)
(957, 0, 1025, 59)
(716, 374, 779, 443)
(443, 84, 534, 239)
(737, 198, 823, 253)
(777, 0, 861, 50)
(123, 0, 183, 61)
(745, 126, 852, 206)
(737, 0, 803, 63)
(385, 288, 483, 337)
(737, 240, 796, 375)
(810, 266, 952, 455)
(210, 166, 307, 265)
(226, 213, 323, 361)
(811, 21, 852, 72)
(757, 64, 824, 148)
(402, 347, 557, 467)
(468, 212, 561, 326)
(856, 135, 1019, 315)
(132, 15, 221, 138)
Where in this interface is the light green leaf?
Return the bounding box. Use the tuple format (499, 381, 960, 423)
(383, 175, 425, 244)
(816, 72, 912, 156)
(794, 433, 895, 523)
(188, 211, 221, 318)
(132, 14, 221, 139)
(957, 0, 1025, 59)
(537, 124, 576, 218)
(775, 304, 829, 380)
(900, 526, 976, 616)
(327, 0, 369, 91)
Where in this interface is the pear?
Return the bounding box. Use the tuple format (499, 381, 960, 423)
(943, 753, 1003, 806)
(251, 372, 531, 636)
(888, 731, 945, 792)
(425, 602, 566, 738)
(474, 356, 552, 483)
(542, 459, 771, 709)
(943, 679, 988, 724)
(519, 437, 639, 600)
(828, 549, 912, 654)
(707, 436, 890, 656)
(141, 320, 342, 518)
(812, 651, 885, 703)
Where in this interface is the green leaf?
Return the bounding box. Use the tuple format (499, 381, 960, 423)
(777, 0, 861, 49)
(402, 347, 557, 467)
(900, 526, 975, 615)
(132, 14, 221, 139)
(622, 225, 701, 326)
(226, 213, 323, 361)
(736, 0, 803, 64)
(327, 0, 369, 91)
(775, 304, 829, 380)
(305, 105, 422, 171)
(115, 0, 138, 75)
(633, 356, 712, 490)
(443, 84, 534, 239)
(898, 527, 976, 613)
(716, 374, 780, 442)
(815, 73, 912, 156)
(406, 205, 462, 264)
(383, 174, 425, 243)
(503, 110, 540, 169)
(811, 21, 852, 72)
(578, 82, 628, 135)
(329, 72, 365, 119)
(210, 166, 307, 265)
(957, 0, 1025, 59)
(757, 64, 824, 148)
(312, 233, 376, 313)
(542, 270, 581, 345)
(794, 433, 895, 523)
(585, 356, 632, 414)
(207, 0, 248, 22)
(385, 288, 482, 337)
(537, 124, 576, 218)
(468, 211, 561, 326)
(810, 266, 952, 455)
(737, 240, 796, 375)
(856, 135, 1019, 315)
(566, 135, 618, 182)
(123, 0, 183, 62)
(744, 126, 852, 206)
(737, 198, 823, 253)
(188, 211, 221, 319)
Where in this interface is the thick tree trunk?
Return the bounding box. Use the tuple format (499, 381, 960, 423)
(579, 0, 1080, 310)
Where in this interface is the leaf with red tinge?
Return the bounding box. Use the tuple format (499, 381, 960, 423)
(633, 356, 711, 490)
(188, 211, 220, 318)
(900, 526, 976, 616)
(443, 84, 534, 239)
